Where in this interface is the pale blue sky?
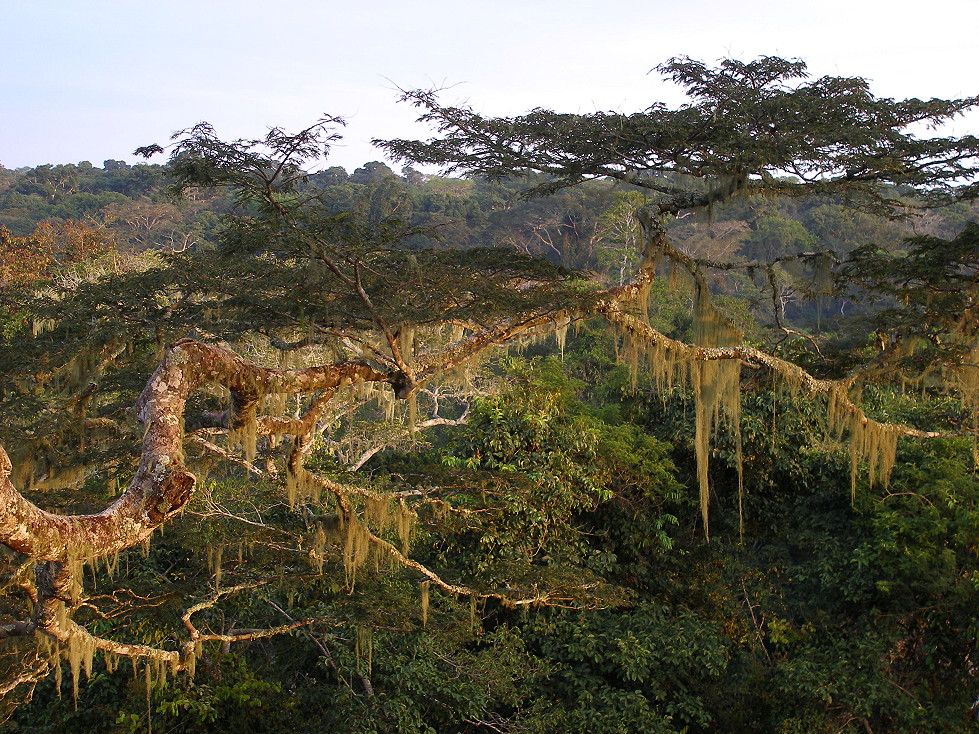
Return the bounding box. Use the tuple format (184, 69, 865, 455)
(2, 0, 977, 172)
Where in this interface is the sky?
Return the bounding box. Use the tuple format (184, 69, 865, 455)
(2, 0, 977, 173)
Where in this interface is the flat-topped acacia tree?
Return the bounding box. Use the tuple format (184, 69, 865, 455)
(380, 55, 979, 525)
(0, 56, 977, 696)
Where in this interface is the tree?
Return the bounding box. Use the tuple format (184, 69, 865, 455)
(381, 54, 979, 529)
(0, 220, 110, 291)
(0, 57, 977, 718)
(739, 214, 816, 262)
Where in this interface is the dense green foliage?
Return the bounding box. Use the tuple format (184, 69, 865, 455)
(4, 344, 977, 733)
(1, 56, 978, 733)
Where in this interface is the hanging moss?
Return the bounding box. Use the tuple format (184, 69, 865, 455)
(420, 580, 430, 627)
(65, 554, 85, 603)
(950, 344, 979, 428)
(208, 546, 223, 591)
(616, 322, 686, 395)
(264, 390, 288, 420)
(31, 318, 56, 337)
(53, 640, 63, 697)
(378, 385, 397, 422)
(10, 449, 35, 493)
(396, 498, 413, 554)
(343, 514, 371, 589)
(184, 641, 198, 679)
(611, 274, 746, 538)
(229, 412, 259, 464)
(66, 628, 96, 704)
(811, 253, 834, 295)
(310, 524, 327, 574)
(333, 490, 416, 585)
(398, 324, 416, 366)
(36, 632, 58, 695)
(285, 465, 322, 508)
(355, 381, 380, 402)
(364, 495, 391, 533)
(104, 551, 120, 581)
(354, 624, 373, 676)
(285, 466, 302, 508)
(37, 463, 90, 492)
(104, 651, 119, 675)
(554, 317, 570, 359)
(827, 383, 901, 500)
(688, 287, 744, 539)
(144, 661, 153, 723)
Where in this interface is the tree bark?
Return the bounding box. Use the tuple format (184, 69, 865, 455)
(0, 338, 394, 562)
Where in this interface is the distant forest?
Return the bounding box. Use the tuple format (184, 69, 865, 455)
(4, 157, 977, 340)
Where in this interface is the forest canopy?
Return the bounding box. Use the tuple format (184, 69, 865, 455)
(0, 56, 977, 733)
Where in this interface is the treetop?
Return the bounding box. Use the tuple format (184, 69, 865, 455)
(380, 56, 979, 215)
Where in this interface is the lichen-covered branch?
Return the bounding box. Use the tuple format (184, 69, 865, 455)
(298, 470, 608, 609)
(0, 339, 394, 563)
(0, 338, 403, 678)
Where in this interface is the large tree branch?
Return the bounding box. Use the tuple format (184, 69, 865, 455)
(598, 306, 944, 441)
(0, 339, 395, 562)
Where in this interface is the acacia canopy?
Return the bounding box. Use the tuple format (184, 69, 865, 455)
(0, 56, 977, 710)
(381, 56, 979, 211)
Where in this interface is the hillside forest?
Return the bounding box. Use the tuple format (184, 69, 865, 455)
(0, 57, 978, 733)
